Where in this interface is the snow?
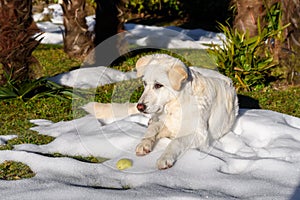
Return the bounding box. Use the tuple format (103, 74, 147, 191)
(36, 20, 224, 48)
(124, 23, 225, 49)
(1, 4, 300, 200)
(33, 4, 224, 48)
(36, 21, 224, 48)
(48, 66, 136, 89)
(1, 109, 300, 199)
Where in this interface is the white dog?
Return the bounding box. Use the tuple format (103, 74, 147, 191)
(84, 54, 239, 169)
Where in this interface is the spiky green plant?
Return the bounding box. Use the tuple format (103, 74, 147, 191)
(0, 77, 79, 101)
(207, 19, 288, 91)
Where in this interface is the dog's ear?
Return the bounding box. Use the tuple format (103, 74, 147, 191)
(168, 62, 189, 91)
(135, 55, 153, 77)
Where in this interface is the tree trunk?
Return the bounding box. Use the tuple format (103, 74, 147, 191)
(94, 0, 125, 46)
(61, 0, 94, 60)
(232, 0, 267, 37)
(0, 0, 41, 85)
(93, 0, 126, 66)
(281, 0, 300, 49)
(280, 0, 300, 84)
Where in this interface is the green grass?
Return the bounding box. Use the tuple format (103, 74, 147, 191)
(110, 48, 217, 72)
(239, 87, 300, 117)
(0, 98, 73, 149)
(0, 160, 35, 180)
(0, 44, 300, 180)
(32, 44, 82, 77)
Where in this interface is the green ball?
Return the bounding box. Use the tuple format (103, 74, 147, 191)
(116, 158, 133, 170)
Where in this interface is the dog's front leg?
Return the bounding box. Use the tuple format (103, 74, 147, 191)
(157, 130, 208, 169)
(136, 117, 163, 156)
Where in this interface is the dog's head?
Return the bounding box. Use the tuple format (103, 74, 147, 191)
(135, 54, 190, 114)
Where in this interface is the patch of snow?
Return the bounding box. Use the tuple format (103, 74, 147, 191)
(48, 66, 136, 89)
(34, 4, 224, 48)
(0, 135, 17, 145)
(1, 109, 300, 199)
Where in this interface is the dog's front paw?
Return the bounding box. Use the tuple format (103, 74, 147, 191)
(156, 154, 175, 170)
(136, 139, 154, 156)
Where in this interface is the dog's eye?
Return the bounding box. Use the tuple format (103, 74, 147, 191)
(154, 83, 163, 89)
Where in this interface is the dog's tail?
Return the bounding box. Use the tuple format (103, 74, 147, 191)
(82, 102, 139, 120)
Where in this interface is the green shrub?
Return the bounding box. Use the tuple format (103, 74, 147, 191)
(207, 2, 289, 91)
(207, 22, 276, 91)
(125, 0, 183, 17)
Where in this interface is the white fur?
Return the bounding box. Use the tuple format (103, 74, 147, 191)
(84, 54, 239, 170)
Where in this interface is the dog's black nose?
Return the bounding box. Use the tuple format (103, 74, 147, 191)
(137, 103, 146, 112)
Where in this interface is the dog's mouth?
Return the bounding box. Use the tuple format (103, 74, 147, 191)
(150, 106, 163, 114)
(139, 105, 163, 114)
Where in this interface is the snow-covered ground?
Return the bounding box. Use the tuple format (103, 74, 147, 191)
(33, 4, 224, 48)
(1, 4, 300, 200)
(1, 109, 300, 200)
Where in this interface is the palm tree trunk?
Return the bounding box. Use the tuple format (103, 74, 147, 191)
(0, 0, 41, 85)
(281, 0, 300, 49)
(93, 0, 126, 66)
(61, 0, 94, 60)
(232, 0, 266, 37)
(94, 0, 125, 46)
(280, 0, 300, 84)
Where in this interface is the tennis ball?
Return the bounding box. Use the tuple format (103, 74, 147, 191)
(116, 158, 133, 170)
